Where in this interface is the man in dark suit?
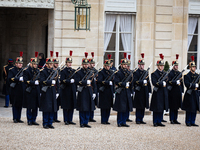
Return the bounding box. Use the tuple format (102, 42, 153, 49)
(60, 50, 76, 125)
(23, 52, 40, 126)
(2, 58, 14, 107)
(167, 54, 184, 124)
(182, 56, 199, 127)
(150, 54, 168, 127)
(133, 53, 151, 124)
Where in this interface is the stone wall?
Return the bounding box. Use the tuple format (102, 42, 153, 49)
(54, 0, 104, 68)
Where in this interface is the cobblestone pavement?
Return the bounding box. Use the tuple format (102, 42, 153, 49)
(0, 97, 200, 150)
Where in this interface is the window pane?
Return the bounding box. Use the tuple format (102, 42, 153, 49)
(106, 33, 116, 51)
(119, 15, 132, 32)
(104, 52, 116, 68)
(194, 22, 198, 34)
(119, 33, 131, 51)
(188, 35, 198, 52)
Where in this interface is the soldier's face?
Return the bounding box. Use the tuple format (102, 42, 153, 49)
(54, 63, 58, 68)
(138, 64, 144, 70)
(190, 66, 196, 72)
(127, 66, 130, 70)
(158, 65, 164, 71)
(91, 63, 95, 68)
(16, 63, 23, 68)
(174, 65, 178, 70)
(32, 63, 37, 69)
(122, 64, 127, 69)
(105, 65, 110, 70)
(82, 64, 88, 69)
(66, 62, 72, 68)
(47, 63, 53, 68)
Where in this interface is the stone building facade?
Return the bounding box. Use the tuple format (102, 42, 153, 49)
(0, 0, 200, 90)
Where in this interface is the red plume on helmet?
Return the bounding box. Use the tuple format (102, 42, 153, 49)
(124, 53, 127, 59)
(159, 53, 162, 59)
(50, 51, 53, 57)
(161, 54, 164, 60)
(91, 52, 94, 58)
(128, 55, 131, 60)
(56, 52, 59, 57)
(176, 54, 179, 60)
(20, 51, 23, 57)
(85, 52, 88, 58)
(108, 54, 112, 60)
(191, 55, 194, 61)
(70, 50, 73, 56)
(141, 53, 144, 59)
(35, 52, 38, 58)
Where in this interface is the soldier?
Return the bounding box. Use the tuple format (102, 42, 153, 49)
(98, 54, 114, 124)
(110, 58, 117, 71)
(88, 52, 97, 122)
(52, 52, 61, 123)
(2, 58, 14, 108)
(150, 54, 168, 127)
(133, 53, 152, 124)
(75, 52, 97, 128)
(60, 50, 76, 125)
(8, 52, 25, 123)
(182, 56, 199, 127)
(126, 55, 133, 122)
(40, 51, 59, 129)
(167, 54, 184, 124)
(23, 52, 40, 126)
(38, 53, 46, 69)
(113, 53, 133, 127)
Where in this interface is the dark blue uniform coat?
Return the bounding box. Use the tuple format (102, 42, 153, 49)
(60, 67, 77, 109)
(39, 67, 58, 112)
(113, 68, 133, 112)
(167, 69, 184, 110)
(74, 68, 96, 112)
(98, 68, 114, 109)
(150, 69, 168, 112)
(182, 71, 200, 113)
(23, 66, 40, 109)
(133, 68, 152, 109)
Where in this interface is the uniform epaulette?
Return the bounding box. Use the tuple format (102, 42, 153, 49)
(9, 67, 14, 70)
(151, 71, 155, 74)
(3, 65, 8, 68)
(184, 73, 188, 76)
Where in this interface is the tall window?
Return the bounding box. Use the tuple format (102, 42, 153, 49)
(187, 16, 200, 70)
(104, 14, 135, 68)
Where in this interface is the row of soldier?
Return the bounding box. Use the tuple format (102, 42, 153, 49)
(3, 51, 200, 129)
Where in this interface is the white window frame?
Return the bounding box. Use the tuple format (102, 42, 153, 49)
(188, 17, 200, 72)
(104, 14, 135, 69)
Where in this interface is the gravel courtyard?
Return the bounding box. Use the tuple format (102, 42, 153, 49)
(0, 106, 200, 150)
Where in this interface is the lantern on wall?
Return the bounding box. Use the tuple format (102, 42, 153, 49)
(72, 0, 91, 31)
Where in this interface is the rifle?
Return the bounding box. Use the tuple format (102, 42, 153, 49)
(99, 69, 117, 92)
(60, 67, 80, 89)
(153, 65, 173, 92)
(10, 63, 30, 88)
(115, 67, 137, 94)
(167, 65, 188, 91)
(77, 68, 101, 92)
(41, 62, 64, 92)
(135, 62, 152, 91)
(187, 72, 200, 95)
(25, 64, 46, 93)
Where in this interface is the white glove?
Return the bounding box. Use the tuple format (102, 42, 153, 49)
(176, 80, 180, 85)
(109, 81, 113, 85)
(163, 81, 166, 87)
(143, 80, 147, 84)
(149, 93, 151, 97)
(19, 77, 23, 81)
(131, 94, 133, 97)
(35, 80, 39, 85)
(70, 79, 75, 83)
(87, 80, 91, 85)
(92, 93, 96, 100)
(52, 80, 56, 85)
(56, 93, 59, 99)
(126, 82, 129, 88)
(195, 83, 199, 88)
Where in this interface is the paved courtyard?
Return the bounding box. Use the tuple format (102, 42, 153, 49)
(0, 97, 200, 150)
